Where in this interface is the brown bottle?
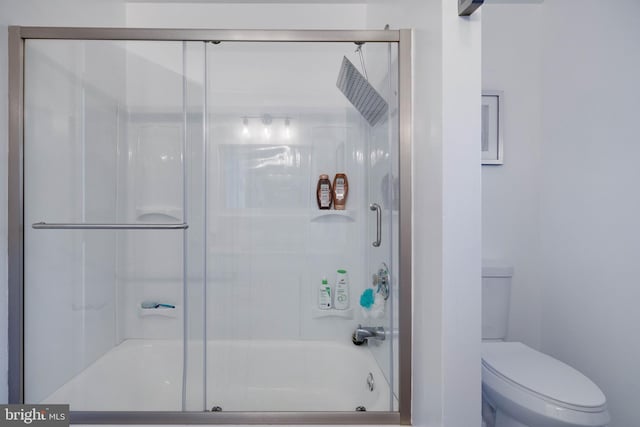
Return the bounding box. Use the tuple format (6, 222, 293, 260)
(332, 173, 349, 210)
(316, 174, 333, 209)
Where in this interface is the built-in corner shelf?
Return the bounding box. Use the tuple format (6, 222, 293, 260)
(312, 307, 354, 319)
(309, 209, 355, 222)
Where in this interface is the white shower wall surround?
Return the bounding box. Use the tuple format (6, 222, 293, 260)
(13, 29, 408, 421)
(120, 118, 368, 342)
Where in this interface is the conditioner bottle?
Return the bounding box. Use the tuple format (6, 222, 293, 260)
(332, 173, 349, 210)
(334, 269, 350, 310)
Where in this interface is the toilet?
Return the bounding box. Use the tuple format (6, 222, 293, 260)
(481, 262, 610, 427)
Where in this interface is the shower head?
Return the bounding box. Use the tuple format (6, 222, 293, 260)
(336, 56, 388, 127)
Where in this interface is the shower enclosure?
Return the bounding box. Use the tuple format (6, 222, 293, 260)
(8, 27, 411, 424)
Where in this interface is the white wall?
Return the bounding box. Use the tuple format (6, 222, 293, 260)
(481, 3, 543, 349)
(440, 4, 481, 426)
(125, 2, 367, 29)
(539, 2, 640, 426)
(483, 2, 640, 426)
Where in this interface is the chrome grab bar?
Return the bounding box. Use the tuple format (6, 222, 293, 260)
(32, 222, 188, 230)
(369, 203, 381, 247)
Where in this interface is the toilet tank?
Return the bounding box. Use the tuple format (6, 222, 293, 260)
(482, 261, 514, 340)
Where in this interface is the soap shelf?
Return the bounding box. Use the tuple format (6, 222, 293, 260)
(310, 210, 354, 222)
(138, 305, 178, 319)
(135, 206, 182, 222)
(312, 307, 354, 319)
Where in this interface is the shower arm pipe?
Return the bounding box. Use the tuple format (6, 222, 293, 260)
(32, 222, 188, 230)
(355, 43, 369, 81)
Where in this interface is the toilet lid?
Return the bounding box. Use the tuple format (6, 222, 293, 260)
(482, 342, 606, 409)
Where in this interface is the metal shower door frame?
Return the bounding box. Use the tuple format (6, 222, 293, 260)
(8, 26, 413, 425)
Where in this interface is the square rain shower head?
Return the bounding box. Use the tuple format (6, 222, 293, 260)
(336, 56, 389, 127)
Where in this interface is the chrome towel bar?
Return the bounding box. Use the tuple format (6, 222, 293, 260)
(32, 222, 188, 230)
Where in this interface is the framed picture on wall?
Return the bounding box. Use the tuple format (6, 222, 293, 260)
(482, 90, 504, 165)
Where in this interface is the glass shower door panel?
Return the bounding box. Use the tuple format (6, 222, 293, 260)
(23, 40, 205, 411)
(205, 41, 398, 412)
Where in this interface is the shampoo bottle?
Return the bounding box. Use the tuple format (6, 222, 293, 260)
(316, 175, 333, 209)
(334, 269, 350, 310)
(318, 278, 332, 309)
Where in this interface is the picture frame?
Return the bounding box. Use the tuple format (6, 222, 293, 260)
(482, 90, 504, 165)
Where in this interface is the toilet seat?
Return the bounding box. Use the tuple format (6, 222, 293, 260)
(482, 342, 610, 427)
(482, 342, 606, 411)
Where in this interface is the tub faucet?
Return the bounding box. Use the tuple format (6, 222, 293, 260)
(352, 325, 385, 345)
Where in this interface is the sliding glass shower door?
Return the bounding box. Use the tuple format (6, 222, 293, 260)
(20, 32, 404, 417)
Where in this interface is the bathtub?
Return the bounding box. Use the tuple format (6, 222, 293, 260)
(43, 339, 393, 412)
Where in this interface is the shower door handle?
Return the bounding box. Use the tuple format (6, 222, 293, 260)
(32, 222, 189, 230)
(369, 203, 381, 247)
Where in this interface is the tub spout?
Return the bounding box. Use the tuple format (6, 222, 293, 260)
(352, 325, 385, 345)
